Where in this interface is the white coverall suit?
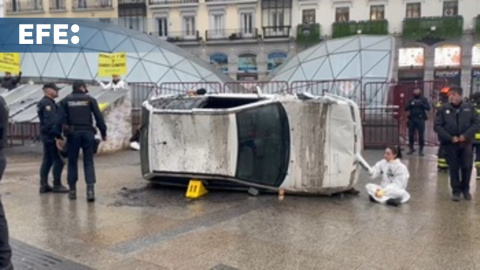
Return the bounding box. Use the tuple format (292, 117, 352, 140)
(97, 79, 129, 91)
(365, 159, 411, 204)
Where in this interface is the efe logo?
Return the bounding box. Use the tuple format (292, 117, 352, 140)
(19, 24, 80, 45)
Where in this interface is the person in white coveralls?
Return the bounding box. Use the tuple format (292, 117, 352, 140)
(97, 75, 128, 91)
(365, 145, 411, 207)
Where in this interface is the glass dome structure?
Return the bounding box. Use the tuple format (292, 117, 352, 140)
(16, 19, 232, 85)
(266, 35, 395, 105)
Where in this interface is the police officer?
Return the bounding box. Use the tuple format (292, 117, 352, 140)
(53, 81, 107, 202)
(470, 91, 480, 180)
(37, 83, 68, 194)
(405, 88, 430, 156)
(0, 95, 13, 269)
(434, 86, 480, 201)
(435, 87, 450, 172)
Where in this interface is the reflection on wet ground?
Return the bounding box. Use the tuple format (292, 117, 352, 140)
(2, 145, 480, 270)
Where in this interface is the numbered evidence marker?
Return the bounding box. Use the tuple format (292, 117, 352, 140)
(98, 102, 109, 111)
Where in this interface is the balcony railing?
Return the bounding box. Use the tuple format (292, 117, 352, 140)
(72, 0, 112, 10)
(296, 23, 321, 45)
(476, 15, 480, 36)
(118, 0, 145, 3)
(148, 0, 198, 5)
(262, 26, 291, 39)
(205, 29, 258, 41)
(6, 0, 43, 13)
(403, 16, 463, 39)
(50, 0, 65, 10)
(205, 0, 255, 2)
(166, 31, 201, 42)
(332, 20, 388, 38)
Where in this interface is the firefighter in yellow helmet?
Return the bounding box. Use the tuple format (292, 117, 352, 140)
(435, 86, 450, 172)
(470, 91, 480, 180)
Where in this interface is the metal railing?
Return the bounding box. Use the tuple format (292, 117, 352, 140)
(6, 0, 43, 12)
(166, 31, 201, 42)
(205, 28, 258, 41)
(224, 81, 289, 94)
(72, 0, 112, 10)
(49, 0, 65, 10)
(118, 0, 145, 4)
(262, 26, 291, 38)
(148, 0, 197, 4)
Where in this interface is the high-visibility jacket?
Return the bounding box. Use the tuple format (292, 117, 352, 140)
(474, 103, 480, 143)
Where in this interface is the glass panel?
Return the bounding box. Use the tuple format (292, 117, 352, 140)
(406, 3, 421, 18)
(235, 103, 290, 187)
(335, 7, 349, 22)
(370, 5, 385, 20)
(302, 9, 315, 24)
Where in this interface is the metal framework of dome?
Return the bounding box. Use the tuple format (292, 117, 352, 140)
(266, 35, 394, 105)
(12, 19, 232, 85)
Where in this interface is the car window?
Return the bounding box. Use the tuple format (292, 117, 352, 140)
(235, 103, 290, 187)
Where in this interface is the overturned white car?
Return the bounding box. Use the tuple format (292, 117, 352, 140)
(139, 91, 364, 195)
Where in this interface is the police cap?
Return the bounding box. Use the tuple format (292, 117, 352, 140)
(43, 82, 60, 91)
(72, 80, 88, 93)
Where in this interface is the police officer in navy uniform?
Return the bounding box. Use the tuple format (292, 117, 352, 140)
(0, 95, 13, 269)
(37, 83, 68, 194)
(405, 88, 430, 156)
(434, 86, 480, 202)
(53, 81, 107, 202)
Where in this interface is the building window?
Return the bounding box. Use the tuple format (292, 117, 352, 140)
(335, 7, 349, 22)
(267, 52, 287, 72)
(238, 54, 257, 72)
(261, 0, 292, 37)
(209, 53, 228, 73)
(406, 3, 421, 18)
(99, 18, 111, 24)
(183, 16, 196, 37)
(210, 13, 225, 37)
(370, 5, 384, 20)
(240, 12, 253, 35)
(443, 0, 458, 16)
(302, 9, 315, 25)
(156, 17, 168, 38)
(119, 7, 146, 32)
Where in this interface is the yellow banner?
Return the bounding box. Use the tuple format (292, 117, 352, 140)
(98, 53, 127, 77)
(0, 53, 20, 74)
(475, 133, 480, 140)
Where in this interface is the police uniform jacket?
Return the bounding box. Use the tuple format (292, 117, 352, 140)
(434, 102, 480, 144)
(405, 96, 430, 119)
(0, 97, 8, 150)
(53, 90, 107, 139)
(37, 96, 58, 141)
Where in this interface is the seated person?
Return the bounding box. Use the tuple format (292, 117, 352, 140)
(365, 145, 410, 207)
